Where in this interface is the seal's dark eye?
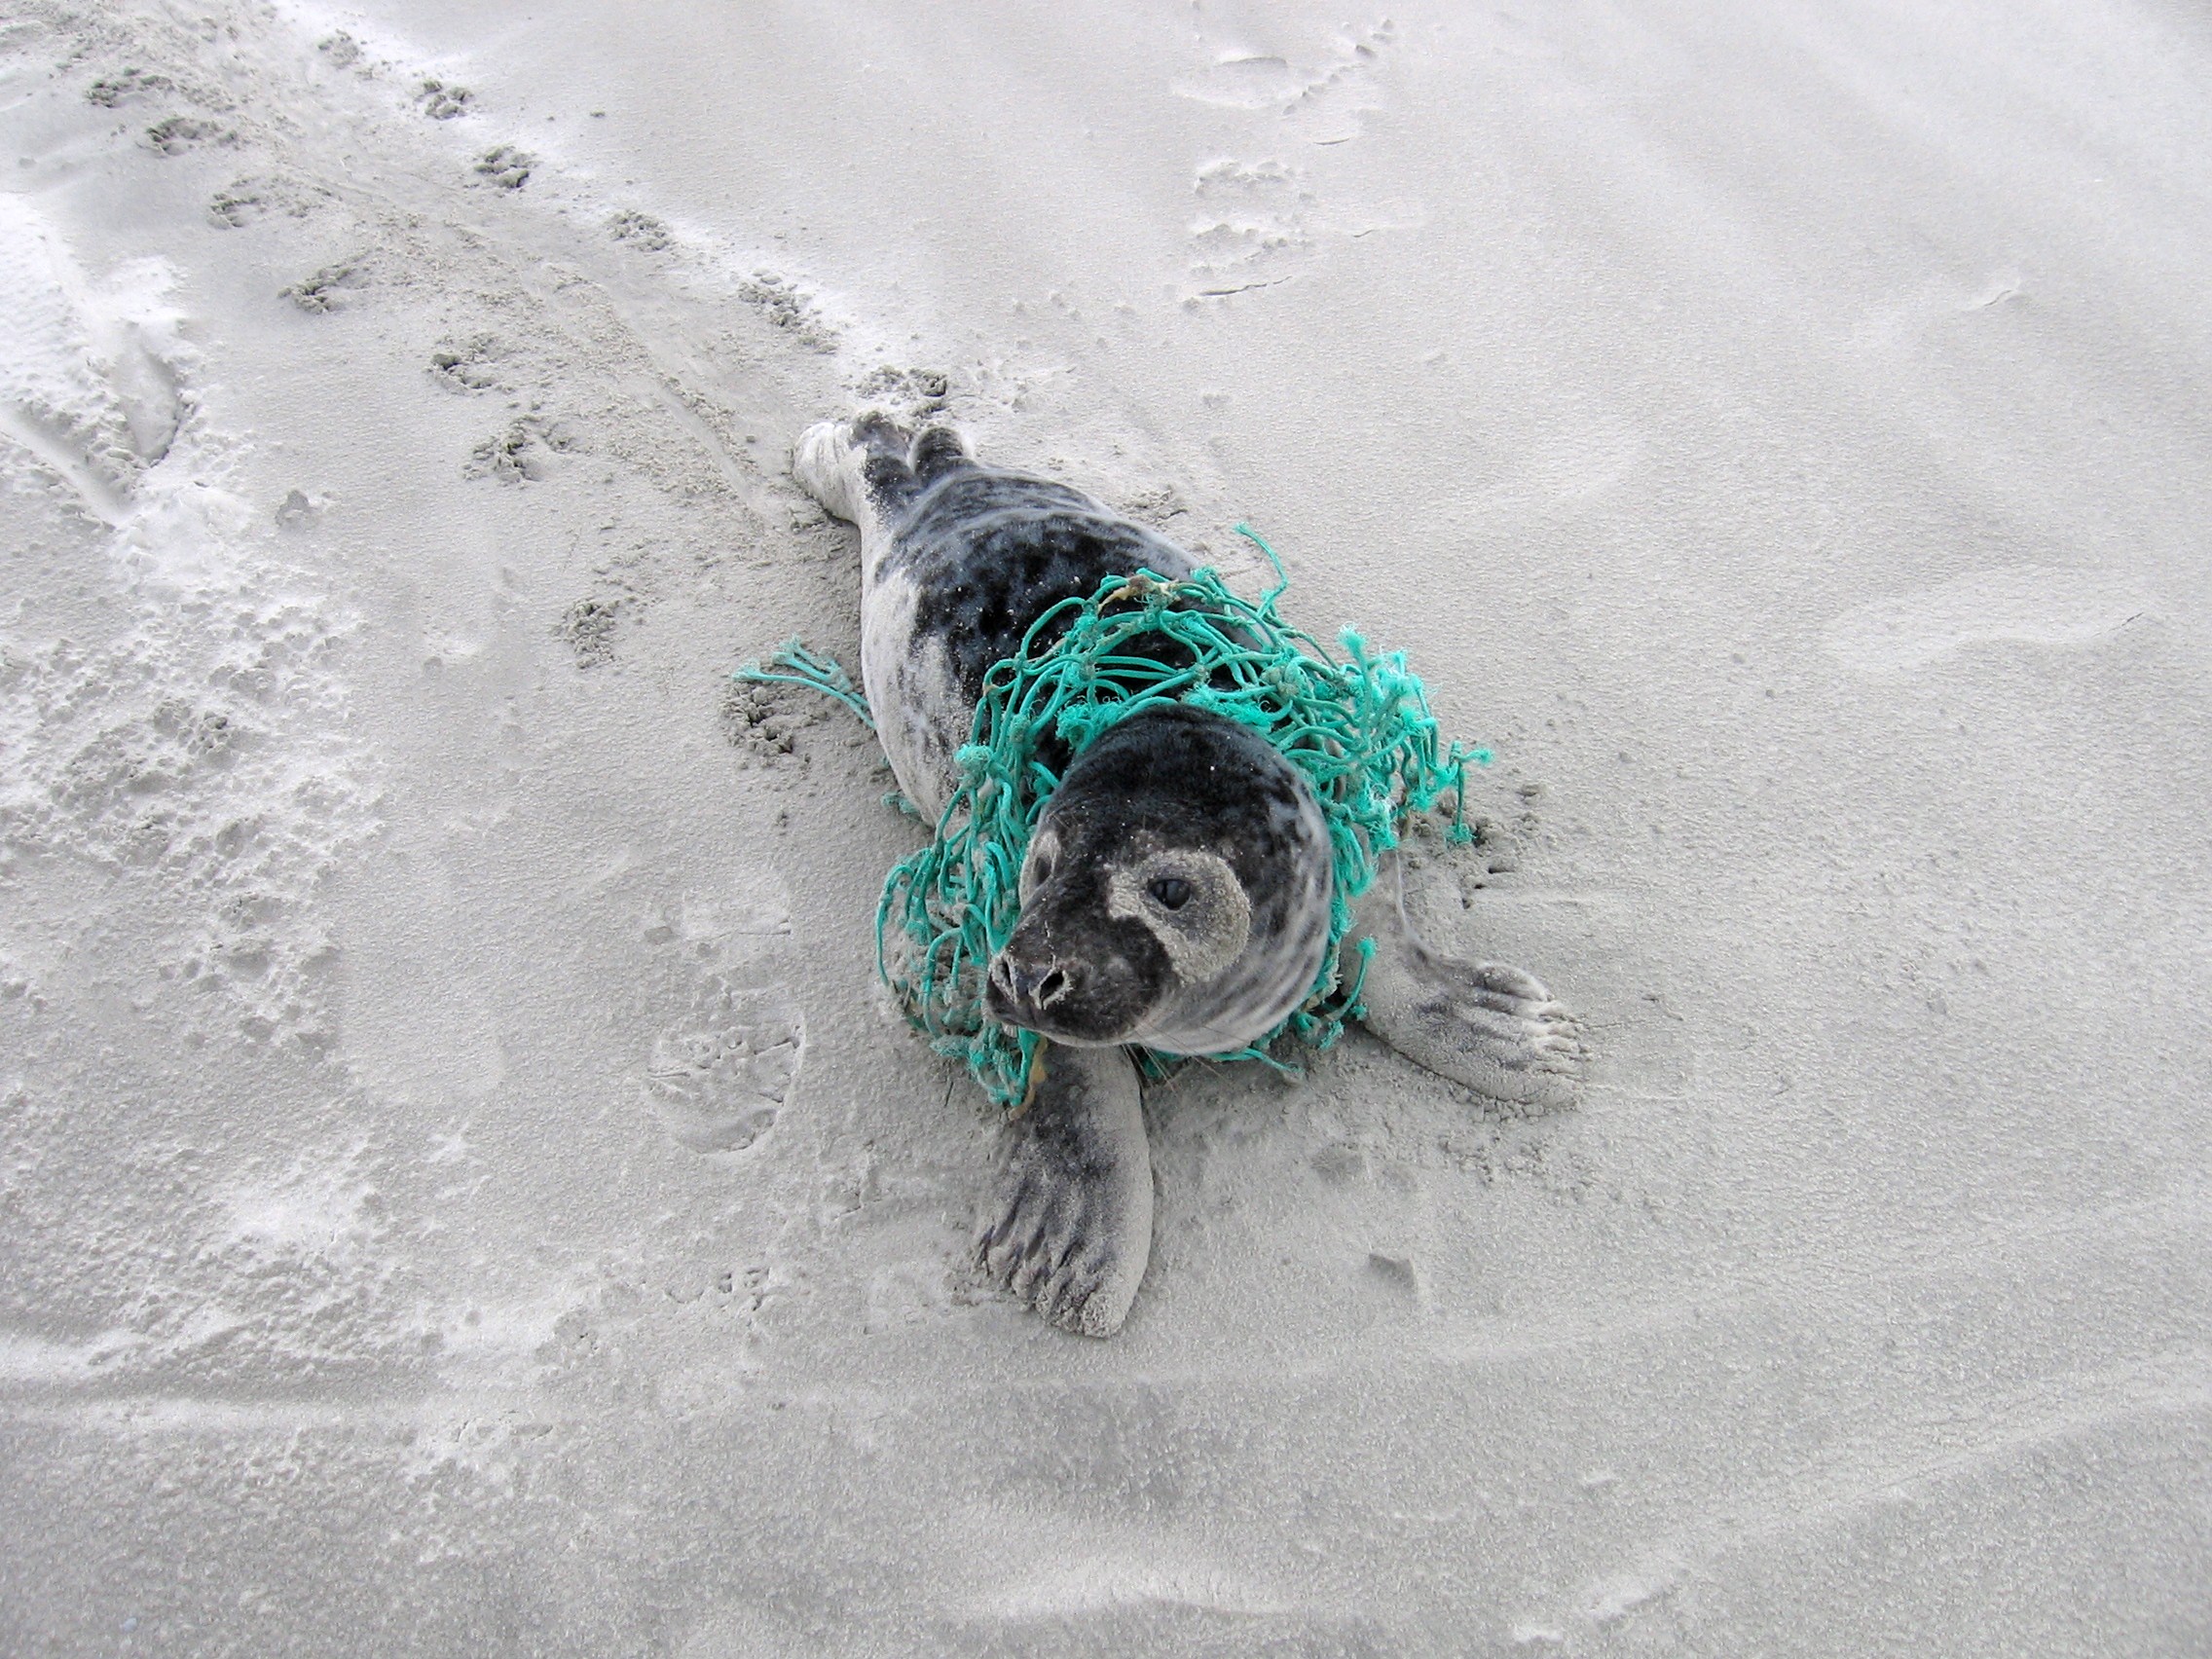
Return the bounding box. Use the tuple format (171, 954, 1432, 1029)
(1148, 875, 1193, 911)
(1027, 848, 1053, 886)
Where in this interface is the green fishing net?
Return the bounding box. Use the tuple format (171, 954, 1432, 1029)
(734, 526, 1487, 1107)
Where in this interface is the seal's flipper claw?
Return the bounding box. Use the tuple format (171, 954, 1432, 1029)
(1358, 945, 1583, 1107)
(971, 1042, 1152, 1338)
(1349, 858, 1582, 1108)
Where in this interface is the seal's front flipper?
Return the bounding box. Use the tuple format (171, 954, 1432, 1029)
(1349, 860, 1582, 1108)
(973, 1042, 1153, 1338)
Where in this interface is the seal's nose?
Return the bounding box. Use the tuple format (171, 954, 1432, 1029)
(988, 944, 1084, 1020)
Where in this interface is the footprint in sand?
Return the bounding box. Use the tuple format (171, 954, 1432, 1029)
(427, 334, 506, 393)
(471, 144, 535, 190)
(1824, 566, 2150, 675)
(414, 79, 473, 120)
(145, 116, 234, 156)
(1178, 24, 1421, 303)
(736, 270, 838, 351)
(640, 889, 802, 1156)
(608, 209, 675, 252)
(464, 414, 576, 482)
(1172, 18, 1396, 145)
(208, 173, 329, 230)
(279, 260, 366, 313)
(0, 195, 187, 518)
(1187, 158, 1312, 297)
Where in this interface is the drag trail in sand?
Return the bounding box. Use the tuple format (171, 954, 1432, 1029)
(2, 1, 2208, 1653)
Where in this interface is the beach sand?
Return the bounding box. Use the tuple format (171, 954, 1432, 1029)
(3, 1, 2208, 1651)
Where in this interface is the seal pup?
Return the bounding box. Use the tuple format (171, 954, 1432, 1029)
(793, 414, 1579, 1336)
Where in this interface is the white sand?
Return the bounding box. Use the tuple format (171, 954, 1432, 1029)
(3, 1, 2208, 1651)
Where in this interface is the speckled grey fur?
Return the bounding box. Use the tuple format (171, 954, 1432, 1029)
(793, 415, 1581, 1336)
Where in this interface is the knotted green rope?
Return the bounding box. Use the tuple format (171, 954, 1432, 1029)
(729, 640, 873, 726)
(735, 525, 1488, 1107)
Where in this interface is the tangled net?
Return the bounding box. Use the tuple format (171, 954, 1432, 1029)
(735, 526, 1487, 1107)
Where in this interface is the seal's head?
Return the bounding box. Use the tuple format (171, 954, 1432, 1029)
(985, 703, 1334, 1055)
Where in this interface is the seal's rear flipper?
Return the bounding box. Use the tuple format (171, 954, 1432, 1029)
(973, 1042, 1153, 1338)
(909, 424, 975, 483)
(1348, 860, 1582, 1108)
(793, 414, 917, 548)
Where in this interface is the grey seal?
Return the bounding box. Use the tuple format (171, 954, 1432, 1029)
(793, 414, 1579, 1336)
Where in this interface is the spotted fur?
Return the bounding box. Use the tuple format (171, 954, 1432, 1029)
(801, 417, 1200, 820)
(792, 414, 1581, 1339)
(799, 415, 1337, 1057)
